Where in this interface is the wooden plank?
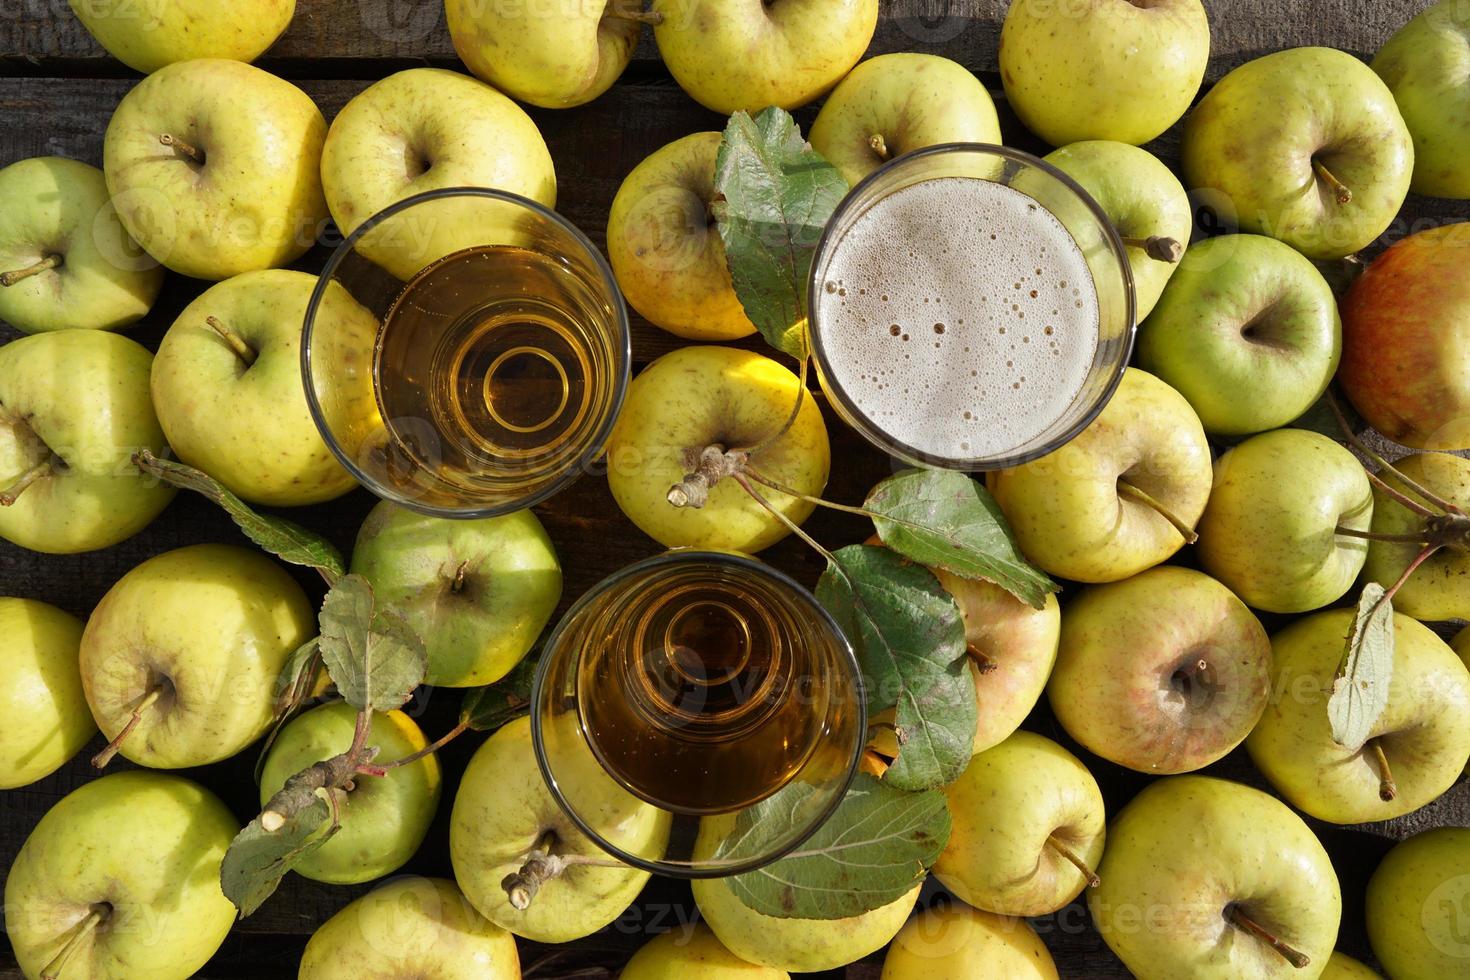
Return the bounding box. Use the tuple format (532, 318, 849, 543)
(0, 0, 1416, 80)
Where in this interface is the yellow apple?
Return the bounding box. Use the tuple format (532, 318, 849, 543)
(880, 903, 1058, 980)
(607, 132, 756, 342)
(621, 923, 788, 979)
(607, 346, 829, 554)
(67, 0, 295, 74)
(0, 598, 93, 789)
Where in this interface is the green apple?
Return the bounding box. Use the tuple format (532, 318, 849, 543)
(1090, 775, 1341, 979)
(299, 876, 518, 979)
(808, 54, 1002, 188)
(104, 58, 328, 280)
(607, 346, 829, 554)
(694, 876, 918, 973)
(445, 0, 639, 109)
(651, 0, 878, 114)
(870, 571, 1059, 759)
(320, 67, 557, 281)
(0, 329, 174, 554)
(450, 715, 670, 943)
(1373, 0, 1470, 199)
(935, 731, 1104, 917)
(0, 597, 93, 789)
(80, 543, 315, 769)
(151, 269, 358, 506)
(1051, 566, 1271, 774)
(1000, 0, 1209, 147)
(1196, 429, 1373, 614)
(1182, 47, 1414, 260)
(1247, 608, 1470, 824)
(0, 157, 162, 334)
(1366, 827, 1470, 980)
(67, 0, 295, 74)
(3, 771, 238, 980)
(622, 923, 787, 979)
(991, 367, 1213, 583)
(607, 132, 755, 343)
(881, 904, 1058, 980)
(349, 499, 562, 688)
(260, 702, 440, 884)
(1138, 235, 1342, 435)
(1321, 952, 1382, 979)
(1041, 141, 1191, 321)
(1362, 452, 1470, 621)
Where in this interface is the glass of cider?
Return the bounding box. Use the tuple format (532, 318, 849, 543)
(809, 143, 1136, 471)
(532, 550, 866, 877)
(302, 187, 631, 516)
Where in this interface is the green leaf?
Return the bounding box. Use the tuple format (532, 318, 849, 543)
(815, 545, 973, 789)
(721, 774, 949, 919)
(134, 450, 345, 583)
(460, 653, 538, 732)
(1329, 582, 1395, 752)
(714, 107, 848, 360)
(220, 798, 334, 918)
(866, 468, 1058, 609)
(317, 575, 427, 712)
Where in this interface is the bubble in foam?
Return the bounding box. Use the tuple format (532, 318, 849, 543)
(814, 176, 1100, 460)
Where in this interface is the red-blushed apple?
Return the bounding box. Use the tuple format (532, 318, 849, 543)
(1050, 566, 1272, 774)
(1340, 222, 1470, 450)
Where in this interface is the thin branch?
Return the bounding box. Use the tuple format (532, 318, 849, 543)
(734, 354, 811, 457)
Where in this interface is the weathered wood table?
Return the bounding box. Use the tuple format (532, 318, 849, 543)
(2, 1, 1467, 977)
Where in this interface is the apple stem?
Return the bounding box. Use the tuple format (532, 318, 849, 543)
(1312, 159, 1353, 206)
(1368, 740, 1398, 802)
(90, 686, 163, 769)
(1120, 236, 1183, 263)
(1045, 834, 1100, 888)
(1226, 905, 1311, 969)
(607, 7, 663, 24)
(451, 560, 470, 593)
(0, 456, 55, 506)
(159, 133, 204, 165)
(1117, 479, 1199, 544)
(1333, 525, 1429, 544)
(968, 645, 998, 673)
(1327, 392, 1464, 517)
(372, 720, 469, 773)
(868, 133, 891, 161)
(205, 316, 257, 366)
(0, 252, 63, 287)
(39, 905, 107, 980)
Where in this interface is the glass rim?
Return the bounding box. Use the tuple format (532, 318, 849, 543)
(807, 141, 1138, 471)
(530, 548, 867, 879)
(300, 184, 633, 520)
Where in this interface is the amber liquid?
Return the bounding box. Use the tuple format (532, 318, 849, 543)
(373, 245, 620, 495)
(575, 561, 835, 815)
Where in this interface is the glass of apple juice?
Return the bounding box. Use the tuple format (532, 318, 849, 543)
(302, 186, 631, 517)
(530, 550, 867, 877)
(808, 143, 1136, 469)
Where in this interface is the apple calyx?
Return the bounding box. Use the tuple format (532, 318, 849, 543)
(90, 685, 164, 769)
(0, 252, 63, 287)
(39, 903, 110, 980)
(868, 133, 892, 162)
(1117, 478, 1199, 543)
(1312, 159, 1352, 206)
(206, 316, 258, 367)
(501, 831, 628, 910)
(1224, 904, 1311, 969)
(159, 132, 205, 166)
(667, 444, 751, 508)
(1045, 834, 1100, 888)
(1368, 740, 1398, 802)
(1120, 235, 1183, 263)
(0, 455, 57, 507)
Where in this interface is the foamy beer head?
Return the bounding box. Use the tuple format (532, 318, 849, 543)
(809, 144, 1136, 469)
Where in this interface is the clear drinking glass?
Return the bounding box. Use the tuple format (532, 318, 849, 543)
(808, 143, 1136, 471)
(301, 187, 630, 517)
(532, 550, 866, 877)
